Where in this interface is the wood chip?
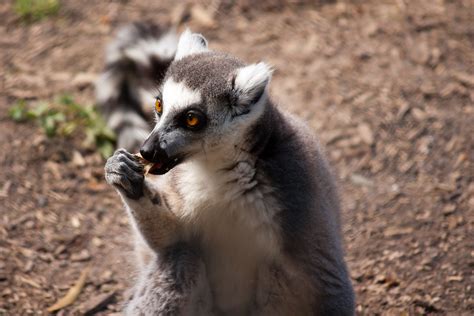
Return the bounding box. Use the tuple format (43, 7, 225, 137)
(350, 174, 374, 187)
(383, 227, 414, 237)
(442, 204, 456, 216)
(82, 291, 116, 316)
(446, 275, 463, 282)
(17, 275, 41, 289)
(358, 123, 374, 145)
(72, 73, 97, 88)
(453, 72, 474, 87)
(70, 249, 91, 262)
(412, 108, 427, 121)
(0, 180, 11, 198)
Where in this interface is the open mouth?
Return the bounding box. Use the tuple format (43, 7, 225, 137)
(148, 156, 184, 175)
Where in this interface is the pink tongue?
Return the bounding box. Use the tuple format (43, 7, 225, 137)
(149, 162, 163, 173)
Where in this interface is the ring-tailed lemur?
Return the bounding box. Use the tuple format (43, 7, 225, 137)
(96, 22, 178, 151)
(104, 27, 355, 315)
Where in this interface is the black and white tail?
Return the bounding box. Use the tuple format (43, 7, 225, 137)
(96, 22, 177, 152)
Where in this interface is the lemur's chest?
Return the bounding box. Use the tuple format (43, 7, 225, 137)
(175, 161, 281, 312)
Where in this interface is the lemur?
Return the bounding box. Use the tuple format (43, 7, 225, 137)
(96, 22, 178, 151)
(102, 23, 355, 315)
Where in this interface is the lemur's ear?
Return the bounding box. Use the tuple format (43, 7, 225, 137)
(174, 29, 208, 60)
(231, 62, 272, 108)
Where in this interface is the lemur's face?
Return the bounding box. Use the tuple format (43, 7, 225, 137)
(140, 31, 272, 174)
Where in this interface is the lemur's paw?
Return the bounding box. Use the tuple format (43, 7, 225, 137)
(105, 148, 144, 199)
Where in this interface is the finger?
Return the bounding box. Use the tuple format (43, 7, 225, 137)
(119, 162, 144, 184)
(117, 153, 143, 173)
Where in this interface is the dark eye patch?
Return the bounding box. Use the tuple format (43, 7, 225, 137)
(154, 90, 163, 100)
(154, 91, 164, 116)
(169, 104, 208, 131)
(180, 110, 206, 131)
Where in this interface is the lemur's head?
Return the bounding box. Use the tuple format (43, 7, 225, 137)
(140, 30, 273, 174)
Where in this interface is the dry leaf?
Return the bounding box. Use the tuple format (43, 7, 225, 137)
(47, 267, 90, 313)
(71, 151, 86, 167)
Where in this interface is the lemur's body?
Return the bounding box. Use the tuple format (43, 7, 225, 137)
(103, 24, 354, 315)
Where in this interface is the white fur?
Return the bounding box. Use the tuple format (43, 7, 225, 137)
(160, 79, 202, 120)
(146, 31, 178, 59)
(171, 157, 281, 312)
(234, 62, 273, 102)
(123, 33, 177, 66)
(106, 30, 178, 66)
(107, 110, 148, 131)
(130, 144, 282, 312)
(95, 71, 121, 103)
(174, 29, 209, 60)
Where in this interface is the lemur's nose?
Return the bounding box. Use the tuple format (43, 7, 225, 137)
(140, 137, 168, 163)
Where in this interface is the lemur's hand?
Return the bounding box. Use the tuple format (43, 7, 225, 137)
(105, 148, 144, 199)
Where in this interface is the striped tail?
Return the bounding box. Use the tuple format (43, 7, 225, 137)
(96, 22, 177, 152)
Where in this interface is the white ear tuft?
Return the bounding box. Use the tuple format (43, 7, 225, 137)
(174, 29, 209, 60)
(233, 62, 273, 105)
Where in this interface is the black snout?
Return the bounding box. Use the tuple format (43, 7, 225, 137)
(140, 136, 168, 163)
(139, 132, 186, 175)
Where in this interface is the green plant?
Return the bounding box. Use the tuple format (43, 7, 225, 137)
(9, 96, 116, 158)
(14, 0, 59, 21)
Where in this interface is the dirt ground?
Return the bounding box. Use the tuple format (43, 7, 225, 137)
(0, 0, 473, 314)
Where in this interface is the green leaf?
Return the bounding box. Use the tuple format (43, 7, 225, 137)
(58, 94, 74, 106)
(51, 112, 66, 122)
(10, 95, 117, 160)
(9, 101, 27, 122)
(15, 0, 60, 21)
(28, 103, 50, 118)
(42, 116, 58, 137)
(97, 142, 115, 159)
(60, 122, 77, 136)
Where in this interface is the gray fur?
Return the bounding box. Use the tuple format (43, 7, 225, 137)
(105, 30, 354, 315)
(125, 243, 213, 316)
(167, 52, 244, 98)
(254, 108, 355, 314)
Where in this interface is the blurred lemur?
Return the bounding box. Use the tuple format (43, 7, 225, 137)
(100, 22, 355, 315)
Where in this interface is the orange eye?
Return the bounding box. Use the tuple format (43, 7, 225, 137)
(182, 110, 206, 130)
(155, 99, 162, 114)
(186, 113, 199, 127)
